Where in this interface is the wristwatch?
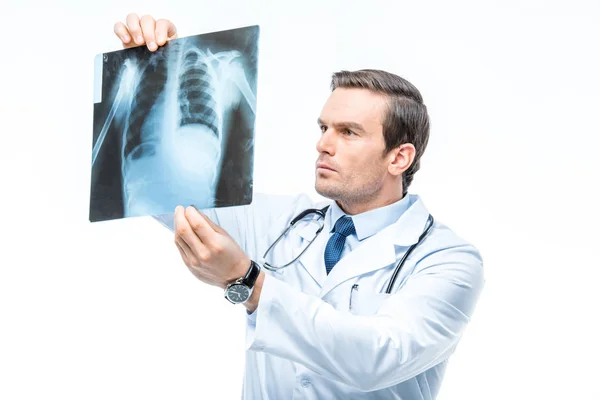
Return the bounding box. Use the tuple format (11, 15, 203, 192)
(224, 260, 261, 304)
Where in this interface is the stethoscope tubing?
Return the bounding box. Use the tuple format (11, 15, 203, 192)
(262, 206, 435, 294)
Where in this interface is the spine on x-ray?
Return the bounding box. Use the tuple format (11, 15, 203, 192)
(177, 48, 220, 138)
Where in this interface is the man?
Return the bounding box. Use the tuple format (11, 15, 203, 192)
(113, 13, 485, 399)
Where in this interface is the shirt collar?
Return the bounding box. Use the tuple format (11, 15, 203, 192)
(327, 194, 412, 241)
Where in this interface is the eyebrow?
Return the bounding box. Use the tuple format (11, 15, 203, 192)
(317, 118, 366, 133)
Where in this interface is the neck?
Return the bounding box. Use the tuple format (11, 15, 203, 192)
(337, 184, 404, 215)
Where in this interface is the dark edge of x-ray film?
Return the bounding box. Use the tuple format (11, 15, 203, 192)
(89, 25, 260, 222)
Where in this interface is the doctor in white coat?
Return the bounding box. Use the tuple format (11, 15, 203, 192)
(114, 14, 485, 399)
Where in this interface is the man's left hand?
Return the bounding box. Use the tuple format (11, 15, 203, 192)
(173, 205, 250, 290)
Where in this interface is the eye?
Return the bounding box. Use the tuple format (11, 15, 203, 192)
(320, 125, 327, 133)
(344, 129, 355, 136)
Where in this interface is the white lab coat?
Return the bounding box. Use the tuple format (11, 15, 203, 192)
(154, 192, 485, 399)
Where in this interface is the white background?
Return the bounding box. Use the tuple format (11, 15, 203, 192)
(1, 0, 599, 399)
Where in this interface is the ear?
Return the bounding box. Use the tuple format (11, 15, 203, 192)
(387, 143, 415, 177)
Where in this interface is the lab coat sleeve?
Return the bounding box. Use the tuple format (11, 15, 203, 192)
(245, 243, 485, 392)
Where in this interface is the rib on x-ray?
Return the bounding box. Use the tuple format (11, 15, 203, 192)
(90, 25, 259, 222)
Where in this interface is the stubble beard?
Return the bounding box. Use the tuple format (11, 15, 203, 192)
(315, 171, 381, 208)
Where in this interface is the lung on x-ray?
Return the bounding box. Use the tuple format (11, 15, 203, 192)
(89, 25, 259, 222)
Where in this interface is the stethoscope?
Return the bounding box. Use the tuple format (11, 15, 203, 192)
(262, 205, 435, 294)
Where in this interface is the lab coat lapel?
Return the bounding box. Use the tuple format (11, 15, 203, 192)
(319, 195, 431, 298)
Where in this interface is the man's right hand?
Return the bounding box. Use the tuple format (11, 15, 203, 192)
(113, 13, 178, 52)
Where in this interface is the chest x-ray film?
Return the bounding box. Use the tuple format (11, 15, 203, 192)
(89, 25, 259, 222)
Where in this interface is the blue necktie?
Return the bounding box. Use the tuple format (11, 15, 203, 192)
(324, 215, 356, 275)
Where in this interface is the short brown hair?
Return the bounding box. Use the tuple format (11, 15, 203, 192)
(330, 69, 430, 195)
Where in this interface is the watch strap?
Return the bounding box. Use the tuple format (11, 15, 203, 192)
(241, 260, 261, 288)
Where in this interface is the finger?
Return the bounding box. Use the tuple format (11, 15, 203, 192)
(174, 206, 207, 254)
(113, 21, 132, 46)
(175, 240, 190, 265)
(155, 19, 178, 46)
(185, 206, 217, 241)
(140, 14, 158, 51)
(196, 210, 225, 234)
(126, 13, 144, 45)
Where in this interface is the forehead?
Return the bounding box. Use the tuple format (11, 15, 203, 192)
(319, 87, 388, 128)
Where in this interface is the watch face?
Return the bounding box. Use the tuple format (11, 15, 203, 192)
(226, 284, 250, 303)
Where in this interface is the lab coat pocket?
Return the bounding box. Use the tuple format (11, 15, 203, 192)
(349, 289, 392, 316)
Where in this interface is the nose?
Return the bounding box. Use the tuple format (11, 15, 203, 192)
(316, 128, 336, 155)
